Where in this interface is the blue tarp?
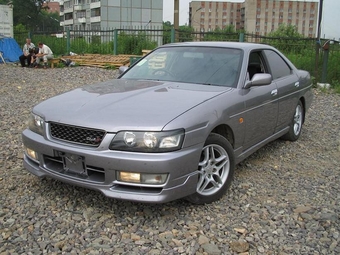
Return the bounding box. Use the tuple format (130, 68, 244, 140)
(0, 35, 22, 63)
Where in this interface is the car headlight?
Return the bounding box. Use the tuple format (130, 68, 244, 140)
(28, 113, 44, 135)
(109, 129, 184, 152)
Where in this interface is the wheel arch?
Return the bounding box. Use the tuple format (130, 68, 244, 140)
(211, 124, 235, 148)
(299, 96, 306, 124)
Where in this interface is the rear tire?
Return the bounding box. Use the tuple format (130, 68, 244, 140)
(186, 133, 235, 204)
(282, 101, 304, 141)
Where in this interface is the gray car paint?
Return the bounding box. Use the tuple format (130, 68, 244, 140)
(22, 42, 313, 203)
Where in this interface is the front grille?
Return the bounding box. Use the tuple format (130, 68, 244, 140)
(50, 122, 106, 147)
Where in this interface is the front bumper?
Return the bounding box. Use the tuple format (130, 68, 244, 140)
(22, 129, 203, 203)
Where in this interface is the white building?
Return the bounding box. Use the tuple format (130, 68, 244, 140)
(59, 0, 163, 30)
(0, 4, 13, 37)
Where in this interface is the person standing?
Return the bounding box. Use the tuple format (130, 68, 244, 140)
(34, 42, 54, 68)
(19, 38, 35, 67)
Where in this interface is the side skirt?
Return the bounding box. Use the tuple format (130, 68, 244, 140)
(234, 127, 290, 165)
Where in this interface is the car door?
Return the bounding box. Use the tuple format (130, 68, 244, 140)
(242, 51, 279, 150)
(262, 50, 300, 132)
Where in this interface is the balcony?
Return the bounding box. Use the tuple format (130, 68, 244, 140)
(74, 4, 87, 11)
(90, 2, 101, 9)
(90, 16, 101, 23)
(64, 7, 73, 13)
(77, 17, 86, 23)
(63, 19, 74, 26)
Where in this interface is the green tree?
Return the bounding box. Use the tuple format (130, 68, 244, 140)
(203, 25, 238, 42)
(163, 21, 172, 45)
(262, 24, 306, 53)
(36, 10, 60, 32)
(178, 25, 194, 42)
(10, 0, 51, 31)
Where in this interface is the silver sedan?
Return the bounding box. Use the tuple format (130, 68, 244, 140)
(22, 42, 313, 204)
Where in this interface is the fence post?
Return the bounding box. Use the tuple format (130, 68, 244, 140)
(314, 40, 321, 81)
(239, 33, 244, 42)
(171, 28, 175, 43)
(28, 31, 32, 39)
(66, 28, 70, 54)
(321, 40, 331, 83)
(114, 29, 118, 55)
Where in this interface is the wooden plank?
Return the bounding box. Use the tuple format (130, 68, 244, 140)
(58, 54, 138, 68)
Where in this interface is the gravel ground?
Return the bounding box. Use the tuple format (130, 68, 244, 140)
(0, 64, 339, 255)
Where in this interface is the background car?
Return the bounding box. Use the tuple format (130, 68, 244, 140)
(22, 42, 313, 204)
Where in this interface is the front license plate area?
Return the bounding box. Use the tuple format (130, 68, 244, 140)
(61, 152, 87, 176)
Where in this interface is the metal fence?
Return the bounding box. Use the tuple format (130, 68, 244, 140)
(14, 28, 340, 83)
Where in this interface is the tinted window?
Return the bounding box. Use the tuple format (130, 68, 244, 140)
(264, 50, 291, 80)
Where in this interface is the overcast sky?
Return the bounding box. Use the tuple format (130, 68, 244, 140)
(162, 0, 339, 40)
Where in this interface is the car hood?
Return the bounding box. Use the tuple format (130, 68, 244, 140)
(34, 79, 231, 132)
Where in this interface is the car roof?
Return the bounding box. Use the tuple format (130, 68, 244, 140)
(159, 41, 274, 51)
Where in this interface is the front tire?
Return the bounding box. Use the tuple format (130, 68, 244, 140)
(186, 133, 235, 204)
(282, 101, 304, 141)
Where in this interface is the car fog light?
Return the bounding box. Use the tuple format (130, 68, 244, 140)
(141, 173, 168, 184)
(119, 172, 141, 183)
(118, 171, 168, 184)
(25, 147, 39, 161)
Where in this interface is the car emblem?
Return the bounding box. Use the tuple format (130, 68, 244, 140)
(86, 136, 102, 143)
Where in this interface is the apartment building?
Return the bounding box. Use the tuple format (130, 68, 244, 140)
(189, 1, 243, 32)
(59, 0, 163, 30)
(189, 0, 318, 37)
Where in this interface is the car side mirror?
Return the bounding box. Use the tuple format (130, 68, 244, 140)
(244, 73, 272, 89)
(119, 66, 129, 75)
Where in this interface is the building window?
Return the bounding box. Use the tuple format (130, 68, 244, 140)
(91, 22, 100, 30)
(91, 8, 100, 17)
(65, 13, 73, 20)
(76, 11, 86, 18)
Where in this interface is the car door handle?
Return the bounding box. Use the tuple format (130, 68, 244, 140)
(295, 82, 300, 88)
(271, 89, 278, 96)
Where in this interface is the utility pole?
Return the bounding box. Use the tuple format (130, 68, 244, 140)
(315, 0, 324, 80)
(317, 0, 323, 41)
(174, 0, 179, 41)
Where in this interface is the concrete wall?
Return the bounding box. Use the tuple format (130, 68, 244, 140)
(0, 5, 13, 37)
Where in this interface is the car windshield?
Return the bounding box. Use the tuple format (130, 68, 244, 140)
(121, 46, 243, 87)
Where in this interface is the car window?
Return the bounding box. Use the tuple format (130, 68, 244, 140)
(247, 51, 266, 80)
(121, 46, 243, 87)
(263, 50, 292, 80)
